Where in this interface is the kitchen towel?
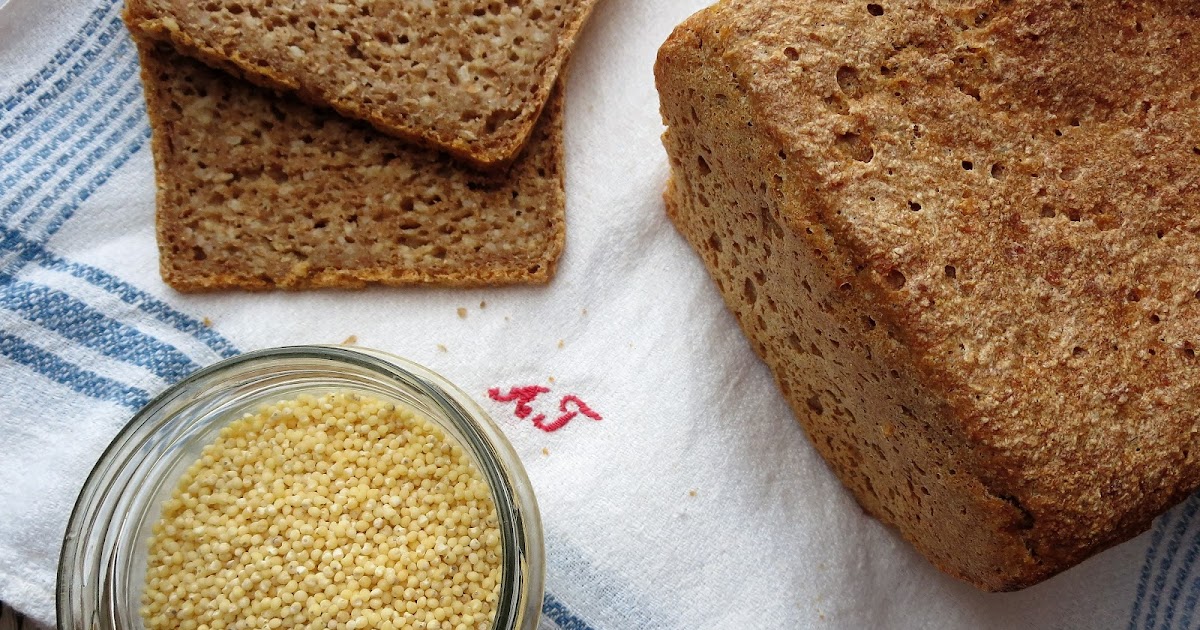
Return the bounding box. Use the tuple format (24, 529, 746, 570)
(0, 0, 1197, 628)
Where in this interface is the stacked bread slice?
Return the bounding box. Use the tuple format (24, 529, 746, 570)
(123, 0, 599, 291)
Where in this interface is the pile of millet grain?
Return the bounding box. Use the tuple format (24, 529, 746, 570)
(141, 391, 503, 630)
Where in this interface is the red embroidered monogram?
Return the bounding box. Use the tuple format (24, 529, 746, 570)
(487, 385, 550, 420)
(487, 386, 603, 433)
(534, 395, 603, 432)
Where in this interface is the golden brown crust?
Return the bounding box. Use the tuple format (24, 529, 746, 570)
(136, 41, 565, 292)
(123, 0, 600, 171)
(657, 0, 1200, 590)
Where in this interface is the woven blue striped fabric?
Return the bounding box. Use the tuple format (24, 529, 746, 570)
(1, 0, 1197, 628)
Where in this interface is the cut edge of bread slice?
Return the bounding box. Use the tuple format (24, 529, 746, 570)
(135, 39, 567, 292)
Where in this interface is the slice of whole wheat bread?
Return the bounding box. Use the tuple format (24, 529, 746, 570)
(124, 0, 599, 171)
(136, 40, 565, 291)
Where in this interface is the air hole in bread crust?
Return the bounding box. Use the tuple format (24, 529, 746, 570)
(835, 131, 874, 162)
(836, 65, 862, 98)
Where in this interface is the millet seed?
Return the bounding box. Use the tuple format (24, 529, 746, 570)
(140, 391, 502, 630)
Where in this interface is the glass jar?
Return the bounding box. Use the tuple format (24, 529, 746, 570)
(57, 345, 544, 629)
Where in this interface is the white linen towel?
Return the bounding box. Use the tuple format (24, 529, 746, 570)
(0, 0, 1197, 628)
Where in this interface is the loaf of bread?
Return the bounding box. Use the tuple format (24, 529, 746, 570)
(123, 0, 599, 170)
(657, 0, 1200, 590)
(136, 41, 565, 291)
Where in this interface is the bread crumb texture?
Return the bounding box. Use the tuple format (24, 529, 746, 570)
(141, 391, 502, 630)
(123, 0, 599, 168)
(136, 43, 565, 291)
(657, 0, 1200, 590)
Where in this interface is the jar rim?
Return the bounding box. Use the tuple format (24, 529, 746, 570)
(57, 345, 544, 630)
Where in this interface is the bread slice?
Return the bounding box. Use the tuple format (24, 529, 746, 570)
(657, 0, 1200, 590)
(123, 0, 599, 171)
(136, 40, 565, 291)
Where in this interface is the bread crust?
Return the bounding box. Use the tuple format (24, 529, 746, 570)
(657, 0, 1200, 590)
(124, 0, 600, 171)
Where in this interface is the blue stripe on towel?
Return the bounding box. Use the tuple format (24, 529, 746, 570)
(1140, 499, 1200, 629)
(0, 227, 238, 359)
(1159, 507, 1200, 629)
(0, 36, 139, 191)
(1130, 513, 1175, 629)
(39, 125, 151, 239)
(0, 0, 124, 127)
(2, 63, 142, 220)
(0, 280, 199, 382)
(0, 330, 148, 409)
(542, 593, 598, 630)
(13, 104, 147, 232)
(1126, 493, 1200, 630)
(1177, 554, 1200, 629)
